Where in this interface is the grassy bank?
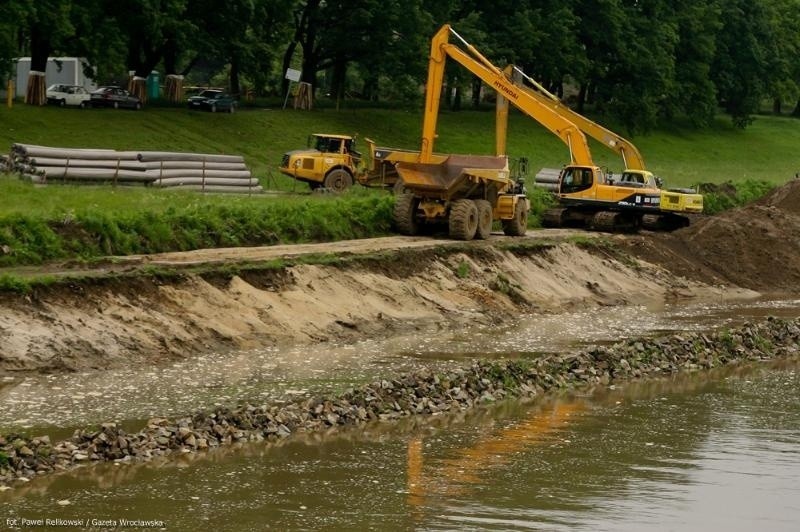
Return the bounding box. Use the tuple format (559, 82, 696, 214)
(0, 104, 796, 267)
(0, 178, 393, 267)
(2, 105, 798, 189)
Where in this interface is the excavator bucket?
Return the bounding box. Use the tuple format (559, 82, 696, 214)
(396, 154, 509, 197)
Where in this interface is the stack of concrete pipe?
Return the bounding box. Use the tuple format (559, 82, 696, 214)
(6, 143, 263, 194)
(533, 167, 560, 192)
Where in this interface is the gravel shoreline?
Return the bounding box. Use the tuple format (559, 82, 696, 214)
(2, 316, 798, 486)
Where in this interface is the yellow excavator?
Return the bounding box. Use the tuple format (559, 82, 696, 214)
(399, 24, 702, 235)
(499, 66, 703, 230)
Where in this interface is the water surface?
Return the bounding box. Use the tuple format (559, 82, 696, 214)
(2, 361, 798, 531)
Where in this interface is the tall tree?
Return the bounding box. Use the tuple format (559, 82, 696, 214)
(571, 0, 626, 114)
(711, 0, 776, 127)
(660, 0, 722, 126)
(602, 0, 679, 133)
(107, 0, 192, 101)
(16, 0, 75, 104)
(238, 0, 295, 96)
(767, 0, 800, 115)
(0, 1, 26, 81)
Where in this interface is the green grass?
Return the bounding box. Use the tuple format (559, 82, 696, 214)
(0, 104, 797, 267)
(700, 179, 777, 215)
(0, 179, 394, 266)
(2, 105, 798, 190)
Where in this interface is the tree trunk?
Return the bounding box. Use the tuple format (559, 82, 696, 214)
(298, 0, 321, 90)
(26, 26, 50, 105)
(773, 98, 782, 115)
(280, 40, 298, 95)
(329, 57, 347, 108)
(577, 83, 588, 114)
(793, 97, 800, 117)
(300, 50, 317, 88)
(163, 38, 177, 78)
(451, 85, 462, 111)
(471, 76, 481, 108)
(230, 56, 241, 97)
(362, 74, 378, 101)
(162, 38, 183, 103)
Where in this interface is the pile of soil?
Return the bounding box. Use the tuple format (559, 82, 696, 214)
(628, 178, 800, 293)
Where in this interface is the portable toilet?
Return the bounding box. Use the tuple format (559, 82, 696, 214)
(147, 71, 160, 100)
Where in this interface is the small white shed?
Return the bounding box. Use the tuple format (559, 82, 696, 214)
(14, 57, 96, 95)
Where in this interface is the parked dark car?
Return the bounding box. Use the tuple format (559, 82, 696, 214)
(187, 90, 237, 113)
(90, 86, 142, 110)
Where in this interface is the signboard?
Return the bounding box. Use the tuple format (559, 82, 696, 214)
(285, 68, 301, 82)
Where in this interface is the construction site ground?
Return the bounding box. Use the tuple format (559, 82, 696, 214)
(1, 179, 799, 376)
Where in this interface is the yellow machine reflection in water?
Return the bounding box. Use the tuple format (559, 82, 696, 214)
(407, 399, 583, 511)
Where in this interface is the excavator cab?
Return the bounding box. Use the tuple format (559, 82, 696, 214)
(559, 166, 596, 194)
(620, 169, 661, 189)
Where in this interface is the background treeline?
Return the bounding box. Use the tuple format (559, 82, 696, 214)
(1, 0, 798, 132)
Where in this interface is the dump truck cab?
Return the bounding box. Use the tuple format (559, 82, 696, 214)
(279, 134, 361, 192)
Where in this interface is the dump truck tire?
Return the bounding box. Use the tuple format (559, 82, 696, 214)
(475, 199, 493, 239)
(394, 193, 420, 235)
(392, 178, 408, 195)
(502, 199, 528, 236)
(449, 199, 479, 240)
(324, 169, 354, 192)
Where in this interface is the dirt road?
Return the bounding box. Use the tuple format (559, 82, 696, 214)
(1, 229, 593, 280)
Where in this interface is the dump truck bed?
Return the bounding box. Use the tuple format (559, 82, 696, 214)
(396, 154, 510, 198)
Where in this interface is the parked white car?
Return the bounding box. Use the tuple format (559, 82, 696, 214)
(46, 85, 91, 107)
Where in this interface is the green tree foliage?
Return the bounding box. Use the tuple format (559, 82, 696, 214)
(711, 0, 778, 127)
(768, 0, 800, 115)
(0, 1, 27, 78)
(0, 0, 798, 129)
(660, 0, 722, 126)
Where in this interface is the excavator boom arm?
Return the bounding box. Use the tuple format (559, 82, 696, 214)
(420, 25, 594, 168)
(509, 67, 646, 170)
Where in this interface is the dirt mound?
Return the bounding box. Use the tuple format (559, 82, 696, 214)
(629, 178, 800, 292)
(756, 177, 800, 214)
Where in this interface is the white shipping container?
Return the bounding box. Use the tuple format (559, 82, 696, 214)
(14, 57, 96, 96)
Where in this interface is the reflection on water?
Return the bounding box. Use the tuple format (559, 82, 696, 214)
(406, 399, 583, 523)
(2, 298, 799, 435)
(2, 361, 799, 531)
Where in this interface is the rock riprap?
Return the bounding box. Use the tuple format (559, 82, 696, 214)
(1, 317, 798, 485)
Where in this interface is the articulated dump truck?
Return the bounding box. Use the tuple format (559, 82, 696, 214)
(394, 154, 529, 240)
(393, 26, 533, 241)
(278, 134, 447, 193)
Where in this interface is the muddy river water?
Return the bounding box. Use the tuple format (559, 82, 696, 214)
(2, 298, 800, 530)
